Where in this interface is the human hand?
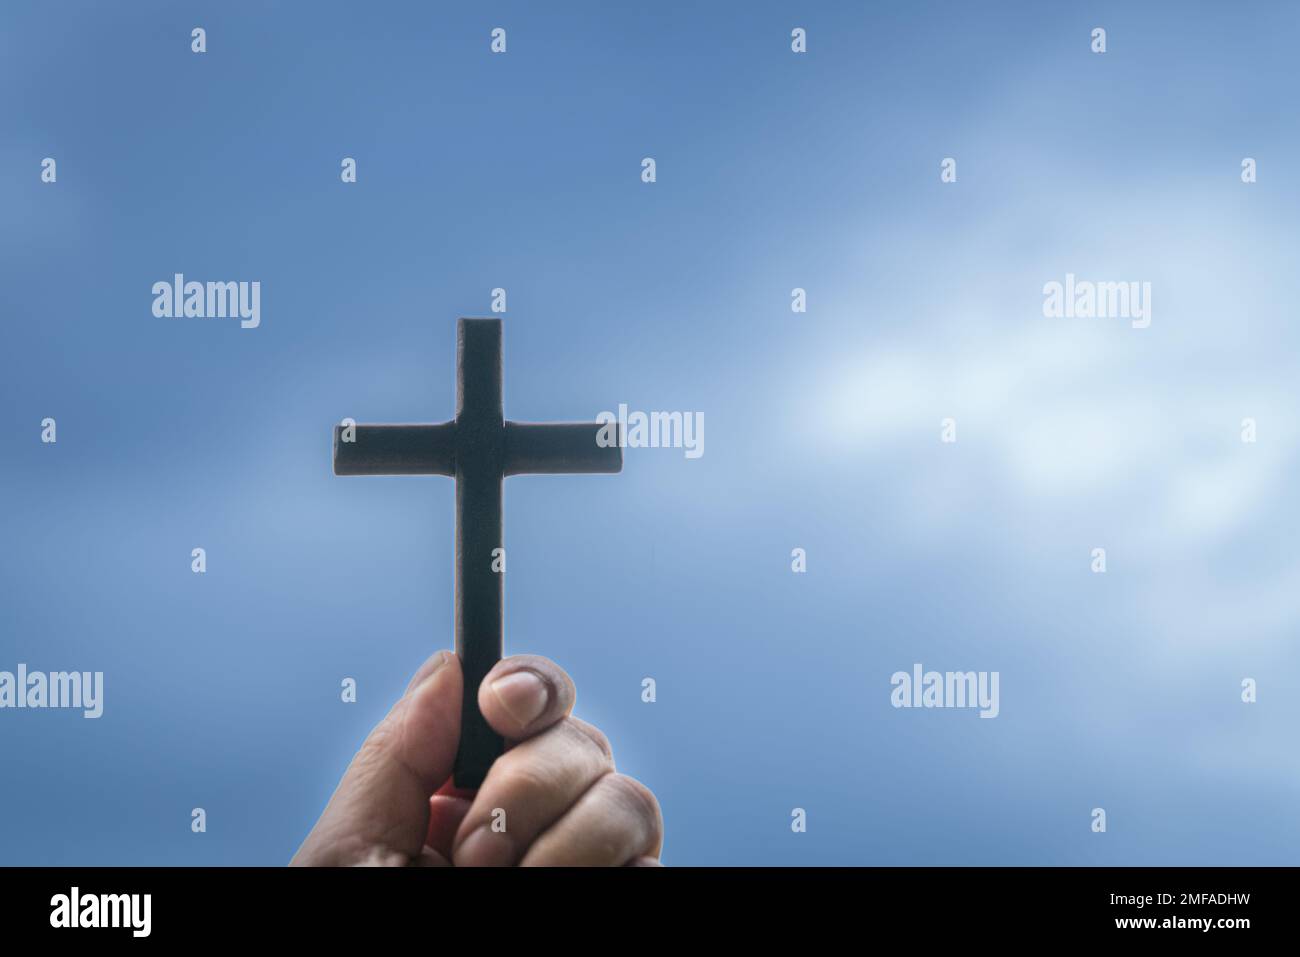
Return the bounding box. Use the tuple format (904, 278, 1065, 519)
(291, 651, 663, 866)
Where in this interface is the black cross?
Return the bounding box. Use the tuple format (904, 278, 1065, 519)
(333, 318, 621, 788)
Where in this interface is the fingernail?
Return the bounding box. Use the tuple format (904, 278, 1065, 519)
(456, 826, 514, 867)
(490, 670, 549, 726)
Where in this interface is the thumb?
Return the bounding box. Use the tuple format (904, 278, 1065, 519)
(292, 650, 462, 865)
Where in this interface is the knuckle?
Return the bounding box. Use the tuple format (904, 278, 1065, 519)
(492, 756, 560, 798)
(565, 717, 613, 764)
(603, 773, 662, 833)
(353, 718, 397, 772)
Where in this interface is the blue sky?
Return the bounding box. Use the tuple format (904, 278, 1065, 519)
(2, 1, 1299, 865)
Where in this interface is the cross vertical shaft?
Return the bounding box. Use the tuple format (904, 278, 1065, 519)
(453, 319, 505, 787)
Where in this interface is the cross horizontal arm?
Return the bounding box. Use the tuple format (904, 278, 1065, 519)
(333, 423, 457, 476)
(504, 421, 622, 476)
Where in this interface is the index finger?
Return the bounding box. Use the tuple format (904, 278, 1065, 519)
(477, 654, 576, 742)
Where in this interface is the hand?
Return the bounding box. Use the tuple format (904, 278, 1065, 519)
(291, 651, 663, 866)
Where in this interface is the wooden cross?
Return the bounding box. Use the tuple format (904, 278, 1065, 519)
(334, 318, 621, 788)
